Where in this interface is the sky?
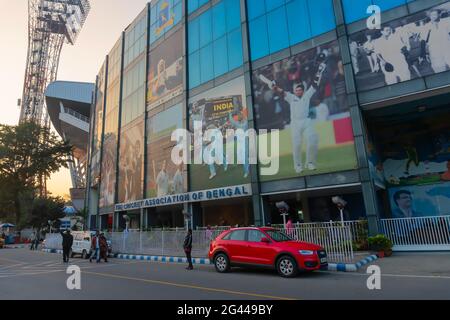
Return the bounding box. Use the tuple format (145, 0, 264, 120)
(0, 0, 149, 199)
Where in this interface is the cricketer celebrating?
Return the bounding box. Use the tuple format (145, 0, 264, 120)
(264, 57, 327, 174)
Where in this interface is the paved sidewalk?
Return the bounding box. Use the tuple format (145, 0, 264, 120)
(359, 252, 450, 276)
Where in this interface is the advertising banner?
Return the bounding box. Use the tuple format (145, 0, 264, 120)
(252, 40, 357, 182)
(150, 0, 182, 45)
(147, 29, 184, 109)
(147, 103, 187, 198)
(99, 132, 117, 208)
(389, 182, 450, 218)
(349, 3, 450, 92)
(378, 117, 450, 188)
(188, 76, 251, 191)
(118, 117, 145, 203)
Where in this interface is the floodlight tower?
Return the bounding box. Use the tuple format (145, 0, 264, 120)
(19, 0, 91, 128)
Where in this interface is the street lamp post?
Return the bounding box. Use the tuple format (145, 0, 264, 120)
(332, 196, 347, 227)
(276, 202, 290, 228)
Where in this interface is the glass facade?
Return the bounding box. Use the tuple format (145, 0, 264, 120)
(150, 0, 183, 45)
(87, 0, 450, 233)
(247, 0, 336, 61)
(342, 0, 416, 24)
(188, 0, 243, 88)
(99, 39, 122, 209)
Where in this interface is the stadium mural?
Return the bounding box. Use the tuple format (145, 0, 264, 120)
(146, 103, 187, 198)
(349, 3, 450, 92)
(118, 117, 145, 203)
(188, 76, 251, 191)
(252, 40, 358, 182)
(147, 29, 184, 110)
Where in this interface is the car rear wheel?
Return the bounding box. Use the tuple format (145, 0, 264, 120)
(277, 255, 298, 278)
(81, 250, 87, 259)
(214, 253, 231, 273)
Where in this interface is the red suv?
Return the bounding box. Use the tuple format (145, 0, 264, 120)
(208, 227, 328, 278)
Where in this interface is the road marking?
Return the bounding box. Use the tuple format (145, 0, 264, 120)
(82, 270, 297, 300)
(320, 271, 450, 280)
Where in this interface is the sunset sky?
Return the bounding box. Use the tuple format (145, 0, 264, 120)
(0, 0, 149, 198)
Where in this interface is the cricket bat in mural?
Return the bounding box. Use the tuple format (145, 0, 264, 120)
(258, 74, 276, 90)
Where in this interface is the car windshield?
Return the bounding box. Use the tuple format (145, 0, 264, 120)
(265, 230, 293, 242)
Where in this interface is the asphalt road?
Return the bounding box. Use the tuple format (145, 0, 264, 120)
(1, 248, 449, 300)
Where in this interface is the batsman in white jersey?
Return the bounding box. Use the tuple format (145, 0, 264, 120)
(266, 60, 327, 174)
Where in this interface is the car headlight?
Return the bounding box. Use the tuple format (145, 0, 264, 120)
(299, 250, 315, 256)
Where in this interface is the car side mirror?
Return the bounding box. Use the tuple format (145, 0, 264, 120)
(261, 237, 271, 244)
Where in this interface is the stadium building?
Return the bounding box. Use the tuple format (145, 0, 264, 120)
(46, 81, 95, 211)
(86, 0, 450, 251)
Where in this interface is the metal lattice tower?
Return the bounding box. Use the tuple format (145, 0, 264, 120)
(19, 0, 91, 127)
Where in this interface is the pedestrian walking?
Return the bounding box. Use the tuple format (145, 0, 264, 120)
(286, 219, 294, 238)
(183, 229, 193, 270)
(99, 233, 108, 263)
(90, 231, 100, 263)
(30, 232, 36, 250)
(60, 229, 74, 263)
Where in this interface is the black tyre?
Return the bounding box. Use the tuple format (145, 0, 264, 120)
(81, 250, 88, 259)
(276, 255, 298, 278)
(70, 250, 74, 258)
(214, 253, 231, 273)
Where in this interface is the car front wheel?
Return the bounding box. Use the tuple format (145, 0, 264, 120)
(214, 253, 231, 273)
(277, 256, 298, 278)
(81, 250, 88, 259)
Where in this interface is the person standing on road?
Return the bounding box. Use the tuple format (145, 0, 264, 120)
(90, 231, 101, 263)
(99, 233, 108, 263)
(60, 229, 74, 263)
(183, 229, 193, 270)
(30, 232, 36, 251)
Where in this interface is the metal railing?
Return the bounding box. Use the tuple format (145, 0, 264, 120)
(63, 107, 89, 123)
(275, 226, 354, 263)
(272, 220, 368, 243)
(379, 215, 450, 251)
(106, 230, 224, 258)
(45, 226, 355, 262)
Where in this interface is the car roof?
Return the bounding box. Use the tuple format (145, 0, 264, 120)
(228, 227, 276, 231)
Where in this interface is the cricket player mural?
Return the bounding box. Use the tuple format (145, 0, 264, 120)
(349, 3, 450, 92)
(252, 40, 357, 182)
(188, 77, 251, 191)
(149, 0, 182, 45)
(146, 103, 187, 198)
(147, 30, 184, 110)
(118, 118, 145, 203)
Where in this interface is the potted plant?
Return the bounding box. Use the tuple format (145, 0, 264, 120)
(368, 234, 393, 258)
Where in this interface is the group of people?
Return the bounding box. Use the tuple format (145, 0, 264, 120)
(29, 232, 41, 251)
(59, 230, 109, 264)
(154, 161, 184, 197)
(351, 7, 450, 87)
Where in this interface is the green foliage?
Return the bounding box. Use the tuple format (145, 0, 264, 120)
(0, 122, 72, 225)
(28, 196, 66, 229)
(368, 234, 393, 251)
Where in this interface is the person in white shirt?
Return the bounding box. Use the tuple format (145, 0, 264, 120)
(273, 79, 321, 174)
(154, 160, 169, 197)
(423, 9, 450, 73)
(373, 25, 411, 85)
(172, 164, 184, 194)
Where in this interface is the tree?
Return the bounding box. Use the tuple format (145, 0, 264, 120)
(28, 196, 66, 230)
(0, 122, 72, 225)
